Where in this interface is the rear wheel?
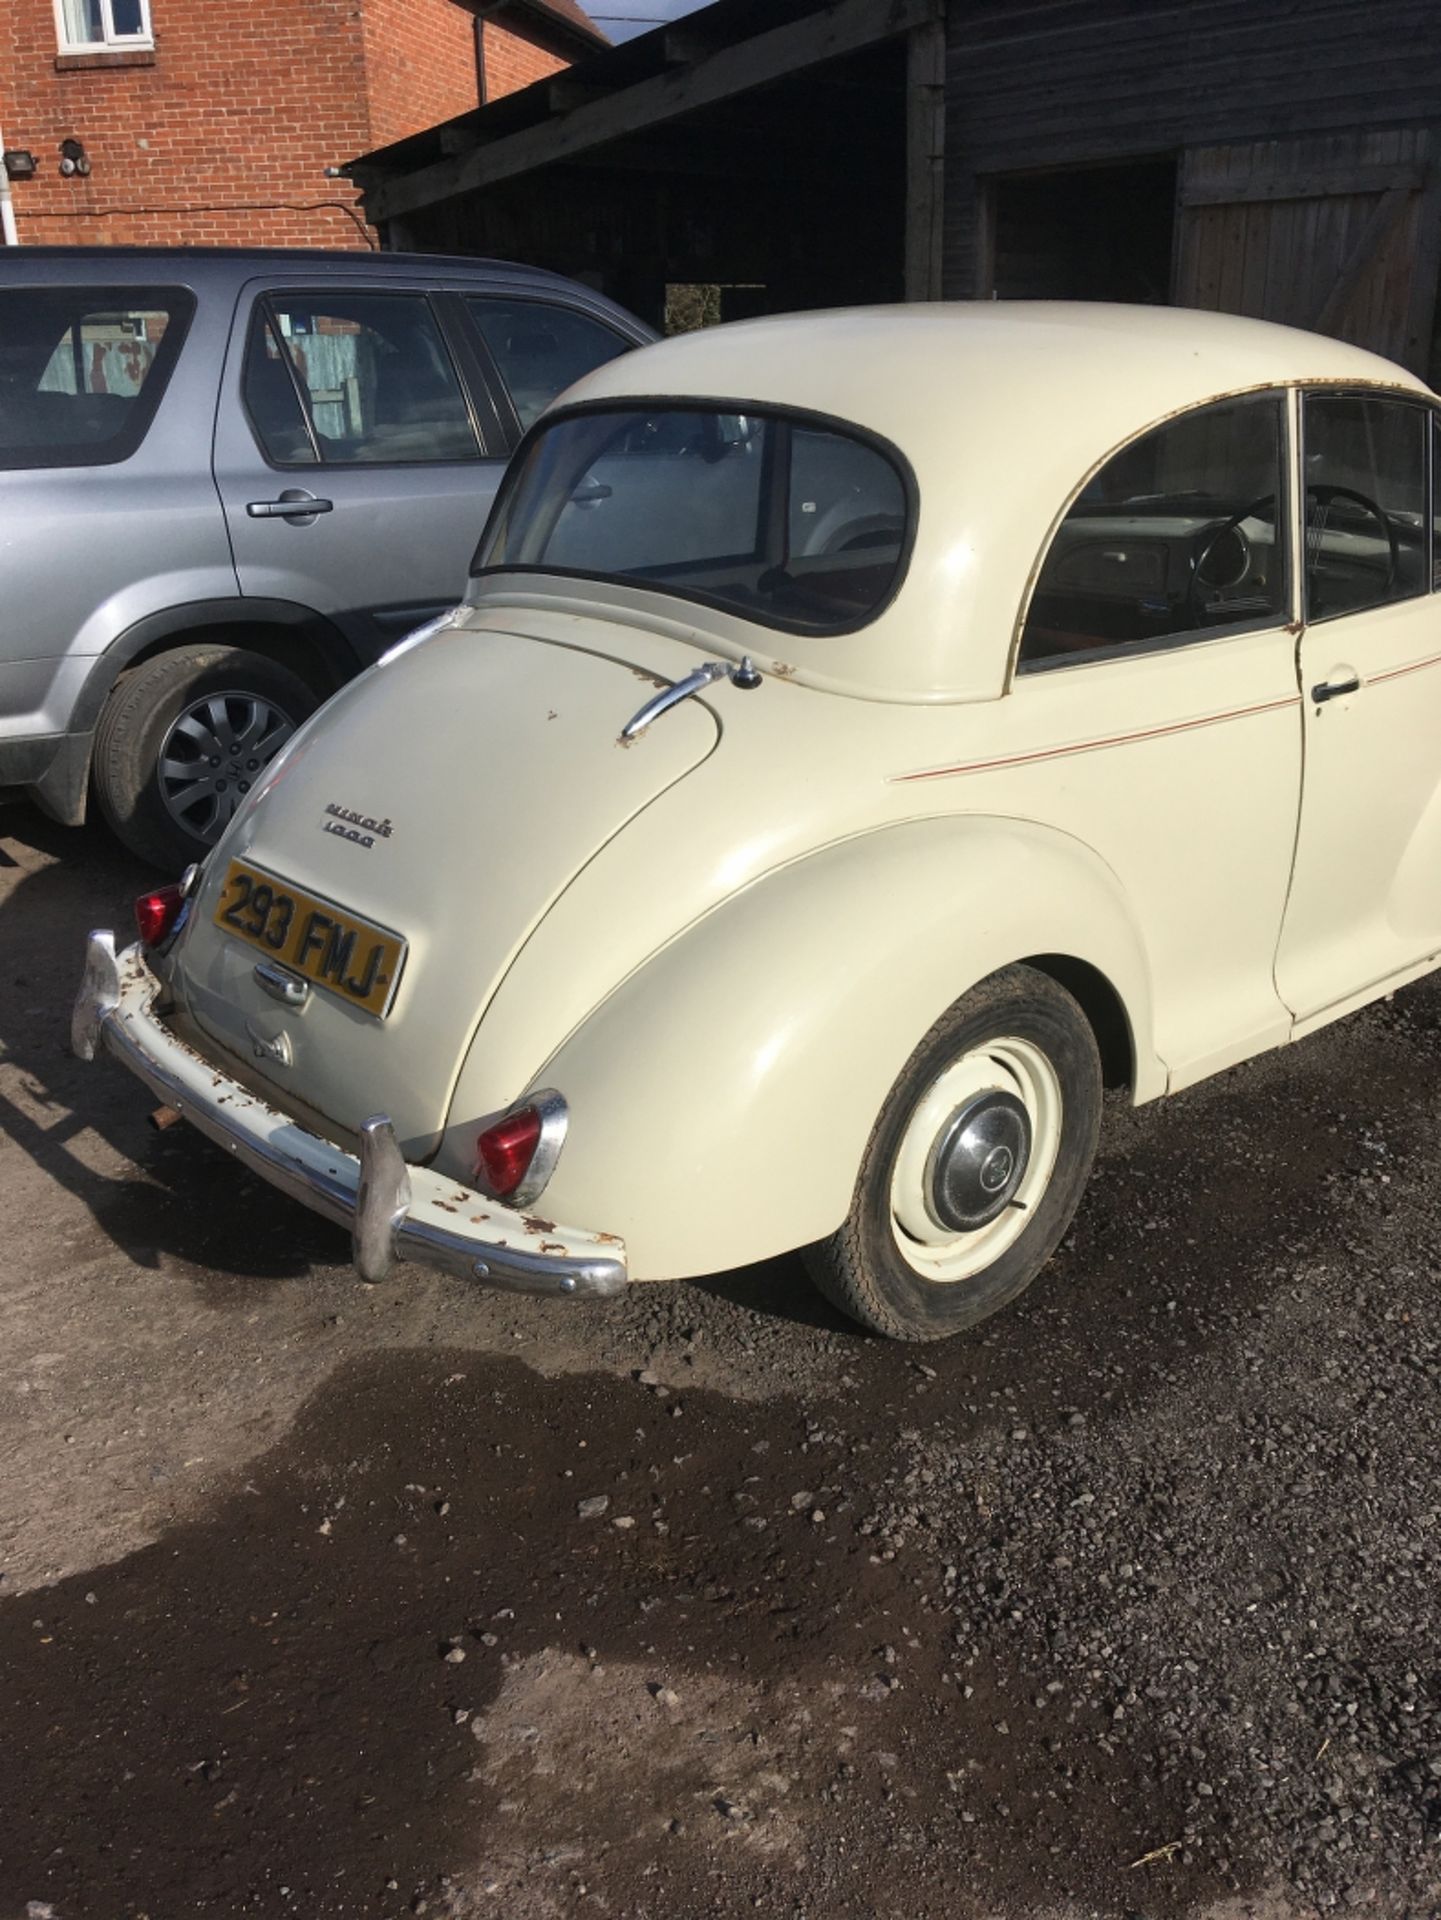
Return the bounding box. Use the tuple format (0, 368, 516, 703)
(805, 967, 1103, 1340)
(93, 644, 317, 871)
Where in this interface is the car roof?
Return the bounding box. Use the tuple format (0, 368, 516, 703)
(0, 244, 578, 283)
(576, 300, 1431, 428)
(552, 302, 1435, 702)
(0, 246, 653, 341)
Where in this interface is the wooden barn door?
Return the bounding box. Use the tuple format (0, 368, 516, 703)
(1174, 131, 1441, 375)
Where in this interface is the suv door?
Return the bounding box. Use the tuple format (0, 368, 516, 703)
(212, 281, 510, 665)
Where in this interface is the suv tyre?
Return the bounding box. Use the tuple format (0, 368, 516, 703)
(93, 644, 317, 871)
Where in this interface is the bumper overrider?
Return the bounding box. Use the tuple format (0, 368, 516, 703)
(70, 933, 627, 1298)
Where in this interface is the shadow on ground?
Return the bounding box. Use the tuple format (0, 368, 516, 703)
(0, 1346, 1235, 1920)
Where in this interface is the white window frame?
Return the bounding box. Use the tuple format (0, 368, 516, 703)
(54, 0, 154, 53)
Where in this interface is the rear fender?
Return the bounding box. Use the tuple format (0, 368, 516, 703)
(472, 816, 1162, 1280)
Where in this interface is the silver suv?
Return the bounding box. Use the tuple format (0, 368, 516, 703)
(0, 247, 649, 867)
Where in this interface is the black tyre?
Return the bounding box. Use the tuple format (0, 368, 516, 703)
(93, 645, 317, 871)
(805, 967, 1103, 1341)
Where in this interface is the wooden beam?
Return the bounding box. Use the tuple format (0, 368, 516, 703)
(662, 26, 714, 65)
(1312, 185, 1415, 334)
(1182, 162, 1424, 209)
(904, 9, 946, 301)
(365, 0, 940, 224)
(546, 76, 608, 112)
(438, 125, 482, 156)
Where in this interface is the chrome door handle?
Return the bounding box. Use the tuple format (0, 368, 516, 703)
(247, 495, 333, 519)
(1311, 673, 1360, 704)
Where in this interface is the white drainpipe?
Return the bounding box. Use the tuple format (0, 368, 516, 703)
(0, 116, 21, 246)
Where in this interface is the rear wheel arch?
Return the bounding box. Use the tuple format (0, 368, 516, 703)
(50, 601, 358, 835)
(74, 598, 360, 740)
(493, 818, 1160, 1279)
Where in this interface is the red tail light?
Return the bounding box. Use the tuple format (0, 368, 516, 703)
(134, 883, 185, 947)
(475, 1106, 543, 1198)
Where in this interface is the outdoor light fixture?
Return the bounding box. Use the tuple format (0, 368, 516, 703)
(2, 150, 38, 180)
(59, 138, 91, 178)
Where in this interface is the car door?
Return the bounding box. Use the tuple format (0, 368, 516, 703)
(1000, 391, 1304, 1088)
(0, 277, 232, 764)
(1273, 392, 1440, 1025)
(212, 279, 510, 666)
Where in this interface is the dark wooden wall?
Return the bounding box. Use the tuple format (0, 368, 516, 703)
(942, 0, 1441, 301)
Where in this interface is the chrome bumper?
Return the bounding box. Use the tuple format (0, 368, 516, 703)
(71, 932, 627, 1299)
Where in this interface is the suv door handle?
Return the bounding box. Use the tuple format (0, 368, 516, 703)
(247, 493, 333, 519)
(1311, 671, 1361, 704)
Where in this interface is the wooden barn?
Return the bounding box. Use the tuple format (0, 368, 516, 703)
(349, 0, 1441, 380)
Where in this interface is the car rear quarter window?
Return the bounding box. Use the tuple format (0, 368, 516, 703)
(0, 285, 193, 469)
(255, 292, 479, 466)
(1020, 394, 1288, 671)
(467, 298, 631, 431)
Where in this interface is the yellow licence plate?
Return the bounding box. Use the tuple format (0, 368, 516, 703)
(212, 859, 407, 1019)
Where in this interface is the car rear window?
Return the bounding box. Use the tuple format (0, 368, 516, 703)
(0, 285, 194, 469)
(475, 404, 912, 636)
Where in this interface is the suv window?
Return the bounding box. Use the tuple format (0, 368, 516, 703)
(1020, 395, 1287, 670)
(1303, 393, 1428, 620)
(0, 285, 193, 470)
(251, 293, 479, 466)
(467, 298, 631, 431)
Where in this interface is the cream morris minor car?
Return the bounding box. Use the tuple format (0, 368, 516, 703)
(73, 304, 1441, 1339)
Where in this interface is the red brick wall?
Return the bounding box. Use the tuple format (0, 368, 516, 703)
(361, 0, 482, 153)
(0, 0, 494, 250)
(481, 21, 568, 100)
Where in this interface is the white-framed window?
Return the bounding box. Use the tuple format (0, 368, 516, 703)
(55, 0, 153, 52)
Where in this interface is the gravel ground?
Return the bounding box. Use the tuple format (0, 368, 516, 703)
(0, 798, 1438, 1920)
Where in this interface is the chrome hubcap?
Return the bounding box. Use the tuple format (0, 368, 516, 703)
(927, 1089, 1032, 1231)
(157, 690, 296, 845)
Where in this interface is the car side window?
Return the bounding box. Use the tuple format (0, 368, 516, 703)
(242, 312, 318, 466)
(1303, 393, 1427, 621)
(1019, 395, 1287, 671)
(0, 285, 193, 470)
(254, 293, 479, 466)
(467, 298, 631, 432)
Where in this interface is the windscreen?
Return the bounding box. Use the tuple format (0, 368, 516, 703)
(475, 406, 911, 635)
(0, 285, 194, 469)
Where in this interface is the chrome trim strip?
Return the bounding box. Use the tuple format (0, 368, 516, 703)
(72, 937, 628, 1300)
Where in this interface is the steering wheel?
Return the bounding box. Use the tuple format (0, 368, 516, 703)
(1186, 494, 1275, 625)
(1304, 481, 1399, 599)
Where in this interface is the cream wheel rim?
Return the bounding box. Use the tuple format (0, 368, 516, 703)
(888, 1036, 1063, 1284)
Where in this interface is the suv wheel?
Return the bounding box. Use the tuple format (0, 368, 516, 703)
(93, 644, 318, 871)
